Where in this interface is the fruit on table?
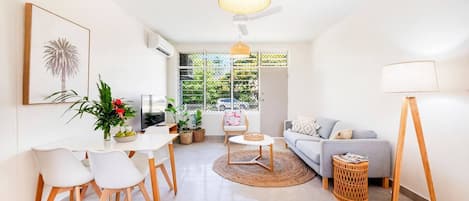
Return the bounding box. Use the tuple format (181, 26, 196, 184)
(115, 130, 136, 137)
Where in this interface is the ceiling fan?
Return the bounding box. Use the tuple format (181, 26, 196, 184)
(232, 6, 283, 36)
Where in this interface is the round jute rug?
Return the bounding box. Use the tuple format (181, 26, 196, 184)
(213, 150, 316, 187)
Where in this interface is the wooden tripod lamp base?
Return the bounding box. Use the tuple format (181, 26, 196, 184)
(391, 97, 437, 201)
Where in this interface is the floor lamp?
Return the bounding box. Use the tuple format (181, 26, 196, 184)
(381, 61, 438, 201)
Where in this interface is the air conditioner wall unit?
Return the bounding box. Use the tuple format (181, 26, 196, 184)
(147, 32, 175, 57)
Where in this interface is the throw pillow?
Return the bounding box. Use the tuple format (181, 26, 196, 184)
(224, 111, 241, 126)
(291, 120, 319, 136)
(297, 115, 321, 130)
(329, 129, 353, 140)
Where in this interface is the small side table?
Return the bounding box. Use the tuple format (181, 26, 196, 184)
(333, 155, 369, 201)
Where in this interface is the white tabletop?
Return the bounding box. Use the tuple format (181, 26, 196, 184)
(229, 135, 274, 146)
(34, 133, 179, 152)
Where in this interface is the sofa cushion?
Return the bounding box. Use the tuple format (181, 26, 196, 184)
(352, 129, 378, 139)
(284, 130, 321, 146)
(296, 140, 321, 164)
(224, 125, 247, 131)
(291, 119, 319, 136)
(329, 129, 353, 140)
(330, 121, 353, 137)
(316, 117, 339, 139)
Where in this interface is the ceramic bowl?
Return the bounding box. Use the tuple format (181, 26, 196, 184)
(113, 134, 137, 143)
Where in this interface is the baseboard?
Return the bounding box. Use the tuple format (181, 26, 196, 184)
(389, 180, 428, 201)
(205, 135, 224, 142)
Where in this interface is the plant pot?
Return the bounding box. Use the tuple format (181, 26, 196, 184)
(179, 130, 193, 145)
(192, 128, 205, 142)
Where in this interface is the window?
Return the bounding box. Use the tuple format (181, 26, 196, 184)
(179, 51, 287, 111)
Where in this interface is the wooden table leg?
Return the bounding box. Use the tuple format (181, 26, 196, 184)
(227, 141, 231, 164)
(35, 174, 44, 201)
(259, 146, 263, 158)
(148, 158, 160, 201)
(269, 144, 274, 172)
(168, 143, 178, 195)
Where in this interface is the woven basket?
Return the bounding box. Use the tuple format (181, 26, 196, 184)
(243, 133, 264, 141)
(333, 156, 369, 201)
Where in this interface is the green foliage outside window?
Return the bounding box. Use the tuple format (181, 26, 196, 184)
(179, 52, 287, 111)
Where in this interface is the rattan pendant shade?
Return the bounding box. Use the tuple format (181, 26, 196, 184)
(230, 41, 250, 58)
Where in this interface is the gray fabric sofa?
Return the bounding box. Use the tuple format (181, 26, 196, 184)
(284, 117, 392, 189)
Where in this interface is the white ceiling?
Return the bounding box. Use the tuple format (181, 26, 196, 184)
(112, 0, 365, 43)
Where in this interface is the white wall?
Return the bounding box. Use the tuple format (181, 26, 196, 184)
(310, 0, 469, 200)
(167, 43, 313, 135)
(0, 0, 167, 200)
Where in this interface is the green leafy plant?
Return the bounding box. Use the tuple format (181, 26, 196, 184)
(194, 109, 202, 129)
(165, 96, 177, 123)
(176, 104, 190, 131)
(46, 77, 136, 140)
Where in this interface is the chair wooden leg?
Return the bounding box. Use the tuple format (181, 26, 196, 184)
(74, 186, 81, 201)
(138, 181, 152, 201)
(47, 187, 59, 201)
(322, 177, 329, 190)
(159, 164, 174, 190)
(69, 190, 74, 201)
(224, 133, 228, 144)
(125, 188, 132, 201)
(115, 192, 120, 201)
(382, 177, 390, 189)
(80, 184, 89, 200)
(91, 180, 102, 197)
(98, 190, 110, 201)
(35, 174, 45, 201)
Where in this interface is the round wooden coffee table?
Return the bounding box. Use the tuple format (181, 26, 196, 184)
(227, 134, 274, 172)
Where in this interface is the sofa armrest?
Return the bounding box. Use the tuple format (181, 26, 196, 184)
(284, 120, 292, 130)
(319, 139, 392, 178)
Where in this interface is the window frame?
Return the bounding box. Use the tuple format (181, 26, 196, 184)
(178, 50, 288, 112)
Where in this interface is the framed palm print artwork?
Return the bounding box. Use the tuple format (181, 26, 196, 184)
(23, 3, 90, 105)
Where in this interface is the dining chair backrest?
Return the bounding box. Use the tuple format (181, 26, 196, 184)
(88, 151, 144, 189)
(144, 126, 170, 164)
(32, 148, 93, 187)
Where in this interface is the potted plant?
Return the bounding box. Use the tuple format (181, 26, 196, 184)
(47, 77, 136, 140)
(192, 109, 205, 142)
(165, 97, 177, 124)
(177, 105, 193, 145)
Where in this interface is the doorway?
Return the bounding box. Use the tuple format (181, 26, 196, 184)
(260, 68, 288, 137)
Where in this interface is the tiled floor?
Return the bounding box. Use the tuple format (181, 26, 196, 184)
(77, 138, 413, 201)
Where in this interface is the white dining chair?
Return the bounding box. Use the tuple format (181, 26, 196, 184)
(88, 151, 152, 201)
(140, 126, 174, 190)
(32, 148, 101, 201)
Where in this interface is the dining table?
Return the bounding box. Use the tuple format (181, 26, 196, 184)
(33, 133, 179, 201)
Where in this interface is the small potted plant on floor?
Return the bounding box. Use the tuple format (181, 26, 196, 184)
(177, 105, 193, 145)
(192, 109, 205, 142)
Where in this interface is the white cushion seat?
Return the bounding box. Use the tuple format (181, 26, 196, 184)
(130, 153, 151, 176)
(224, 125, 247, 132)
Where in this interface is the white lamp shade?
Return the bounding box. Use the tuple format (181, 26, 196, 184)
(382, 61, 439, 93)
(218, 0, 271, 14)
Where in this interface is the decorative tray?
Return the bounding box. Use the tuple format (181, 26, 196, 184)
(243, 133, 264, 141)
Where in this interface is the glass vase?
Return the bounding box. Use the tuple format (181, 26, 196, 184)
(104, 131, 111, 141)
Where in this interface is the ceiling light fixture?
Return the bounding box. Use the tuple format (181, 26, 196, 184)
(219, 0, 271, 14)
(230, 41, 250, 58)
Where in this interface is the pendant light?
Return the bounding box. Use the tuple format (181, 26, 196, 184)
(219, 0, 271, 15)
(230, 41, 250, 58)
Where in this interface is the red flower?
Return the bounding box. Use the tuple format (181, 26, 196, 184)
(116, 108, 125, 118)
(114, 99, 122, 106)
